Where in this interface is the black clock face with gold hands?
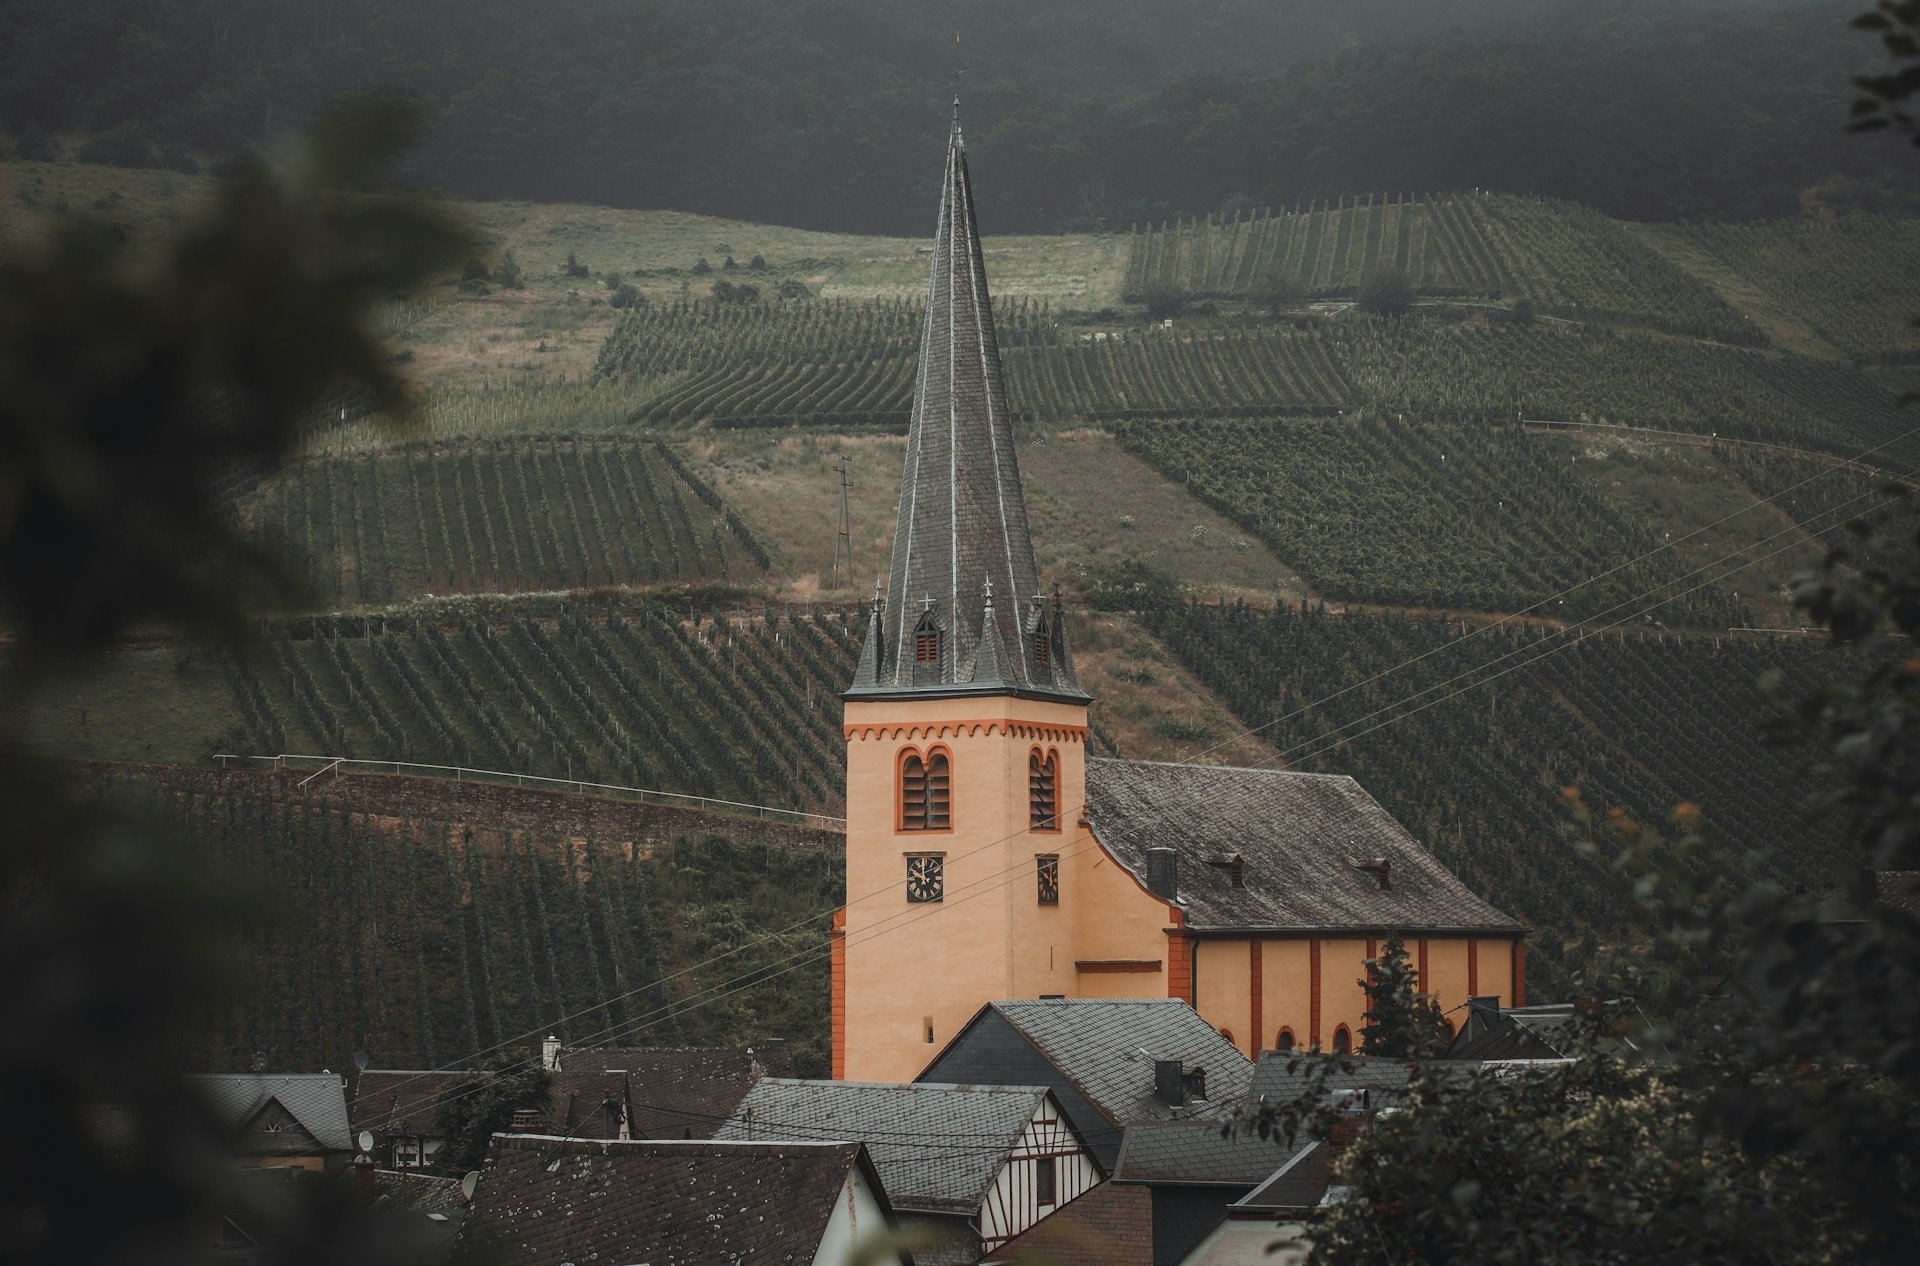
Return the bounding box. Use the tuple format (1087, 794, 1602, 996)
(1037, 855, 1059, 904)
(906, 854, 944, 903)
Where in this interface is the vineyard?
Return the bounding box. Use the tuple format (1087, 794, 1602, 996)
(592, 298, 1351, 426)
(585, 297, 1906, 468)
(1119, 417, 1752, 625)
(217, 597, 860, 812)
(81, 763, 839, 1075)
(1122, 193, 1764, 344)
(1673, 215, 1920, 363)
(1714, 446, 1912, 551)
(1134, 599, 1855, 989)
(243, 437, 772, 609)
(1324, 319, 1919, 466)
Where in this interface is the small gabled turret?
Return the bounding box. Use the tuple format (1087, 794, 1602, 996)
(849, 586, 886, 690)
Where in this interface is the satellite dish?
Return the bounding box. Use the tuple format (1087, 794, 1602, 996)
(354, 1050, 371, 1072)
(460, 1172, 480, 1202)
(358, 1130, 375, 1154)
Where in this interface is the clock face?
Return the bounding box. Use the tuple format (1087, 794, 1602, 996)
(906, 854, 944, 903)
(1037, 856, 1060, 904)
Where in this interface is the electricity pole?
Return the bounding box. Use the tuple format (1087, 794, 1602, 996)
(831, 456, 855, 589)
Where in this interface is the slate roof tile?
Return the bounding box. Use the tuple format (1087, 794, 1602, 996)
(981, 1181, 1153, 1265)
(989, 998, 1253, 1127)
(1085, 758, 1525, 933)
(182, 1073, 352, 1153)
(1233, 1140, 1338, 1213)
(713, 1079, 1053, 1215)
(550, 1044, 787, 1140)
(1112, 1120, 1302, 1186)
(455, 1135, 878, 1266)
(351, 1071, 450, 1138)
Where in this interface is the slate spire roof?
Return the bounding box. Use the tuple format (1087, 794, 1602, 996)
(848, 103, 1084, 703)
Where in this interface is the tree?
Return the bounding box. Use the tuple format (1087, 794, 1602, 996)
(430, 1059, 554, 1174)
(1359, 933, 1452, 1057)
(1249, 269, 1309, 315)
(1140, 281, 1190, 320)
(494, 249, 524, 289)
(0, 94, 472, 1262)
(1357, 268, 1416, 317)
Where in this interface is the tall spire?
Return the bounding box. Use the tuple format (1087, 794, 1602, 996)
(845, 107, 1083, 703)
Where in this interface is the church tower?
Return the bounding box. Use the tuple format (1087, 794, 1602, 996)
(833, 105, 1091, 1082)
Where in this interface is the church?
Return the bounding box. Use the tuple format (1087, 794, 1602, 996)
(830, 108, 1527, 1083)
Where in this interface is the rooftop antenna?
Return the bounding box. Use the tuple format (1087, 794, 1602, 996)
(831, 455, 855, 589)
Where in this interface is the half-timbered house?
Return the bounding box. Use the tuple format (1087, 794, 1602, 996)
(715, 1078, 1100, 1262)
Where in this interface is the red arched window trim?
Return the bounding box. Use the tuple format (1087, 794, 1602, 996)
(898, 746, 953, 832)
(1276, 1027, 1296, 1053)
(1332, 1025, 1352, 1055)
(1028, 746, 1060, 832)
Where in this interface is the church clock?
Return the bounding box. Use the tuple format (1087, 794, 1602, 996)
(906, 853, 945, 903)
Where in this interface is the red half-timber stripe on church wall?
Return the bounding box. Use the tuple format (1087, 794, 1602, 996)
(1467, 939, 1478, 997)
(829, 908, 847, 1080)
(1309, 939, 1322, 1046)
(1165, 911, 1193, 1005)
(1248, 941, 1263, 1058)
(1513, 938, 1527, 1007)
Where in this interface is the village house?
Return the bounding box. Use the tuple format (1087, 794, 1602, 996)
(453, 1134, 911, 1266)
(833, 104, 1527, 1084)
(182, 1072, 352, 1175)
(715, 1078, 1101, 1262)
(352, 1040, 789, 1168)
(917, 998, 1252, 1169)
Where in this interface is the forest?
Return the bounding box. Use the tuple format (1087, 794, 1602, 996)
(2, 0, 1912, 232)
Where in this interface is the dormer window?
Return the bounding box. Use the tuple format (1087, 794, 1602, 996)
(912, 606, 941, 666)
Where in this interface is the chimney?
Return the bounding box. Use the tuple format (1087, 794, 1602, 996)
(1153, 1059, 1186, 1107)
(1146, 848, 1180, 901)
(541, 1035, 562, 1071)
(352, 1154, 376, 1204)
(1328, 1113, 1366, 1162)
(508, 1108, 546, 1134)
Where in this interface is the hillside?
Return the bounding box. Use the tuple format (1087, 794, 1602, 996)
(11, 157, 1920, 1060)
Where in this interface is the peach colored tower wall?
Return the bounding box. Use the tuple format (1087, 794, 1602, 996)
(840, 693, 1095, 1084)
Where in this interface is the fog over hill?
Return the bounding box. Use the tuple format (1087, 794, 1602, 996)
(2, 0, 1913, 231)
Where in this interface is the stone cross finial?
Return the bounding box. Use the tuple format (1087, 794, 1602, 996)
(983, 576, 993, 609)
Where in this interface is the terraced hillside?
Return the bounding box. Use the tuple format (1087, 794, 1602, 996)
(1123, 193, 1765, 343)
(1132, 600, 1857, 989)
(247, 436, 771, 610)
(80, 761, 839, 1075)
(1118, 418, 1752, 625)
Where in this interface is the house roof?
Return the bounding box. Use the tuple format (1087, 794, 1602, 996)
(978, 998, 1253, 1128)
(550, 1043, 787, 1140)
(182, 1073, 352, 1153)
(1232, 1141, 1338, 1213)
(370, 1171, 467, 1214)
(713, 1079, 1059, 1215)
(1875, 870, 1920, 919)
(1246, 1052, 1486, 1109)
(351, 1071, 451, 1138)
(980, 1181, 1153, 1265)
(1084, 758, 1525, 933)
(1112, 1120, 1302, 1187)
(848, 104, 1082, 705)
(1446, 1005, 1579, 1061)
(455, 1135, 888, 1266)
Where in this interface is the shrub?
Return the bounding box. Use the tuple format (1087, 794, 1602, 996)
(74, 124, 151, 169)
(691, 257, 713, 275)
(461, 259, 491, 282)
(722, 255, 739, 272)
(1140, 281, 1190, 321)
(564, 251, 590, 279)
(1507, 296, 1537, 326)
(776, 278, 811, 299)
(602, 271, 625, 290)
(609, 282, 642, 309)
(1357, 268, 1416, 318)
(1251, 270, 1310, 314)
(749, 254, 767, 270)
(494, 250, 524, 289)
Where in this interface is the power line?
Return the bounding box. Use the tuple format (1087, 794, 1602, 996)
(349, 431, 1917, 1124)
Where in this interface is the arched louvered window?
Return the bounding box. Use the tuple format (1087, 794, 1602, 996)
(1332, 1025, 1352, 1055)
(1033, 630, 1051, 666)
(1276, 1028, 1296, 1053)
(900, 748, 952, 831)
(1029, 749, 1059, 831)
